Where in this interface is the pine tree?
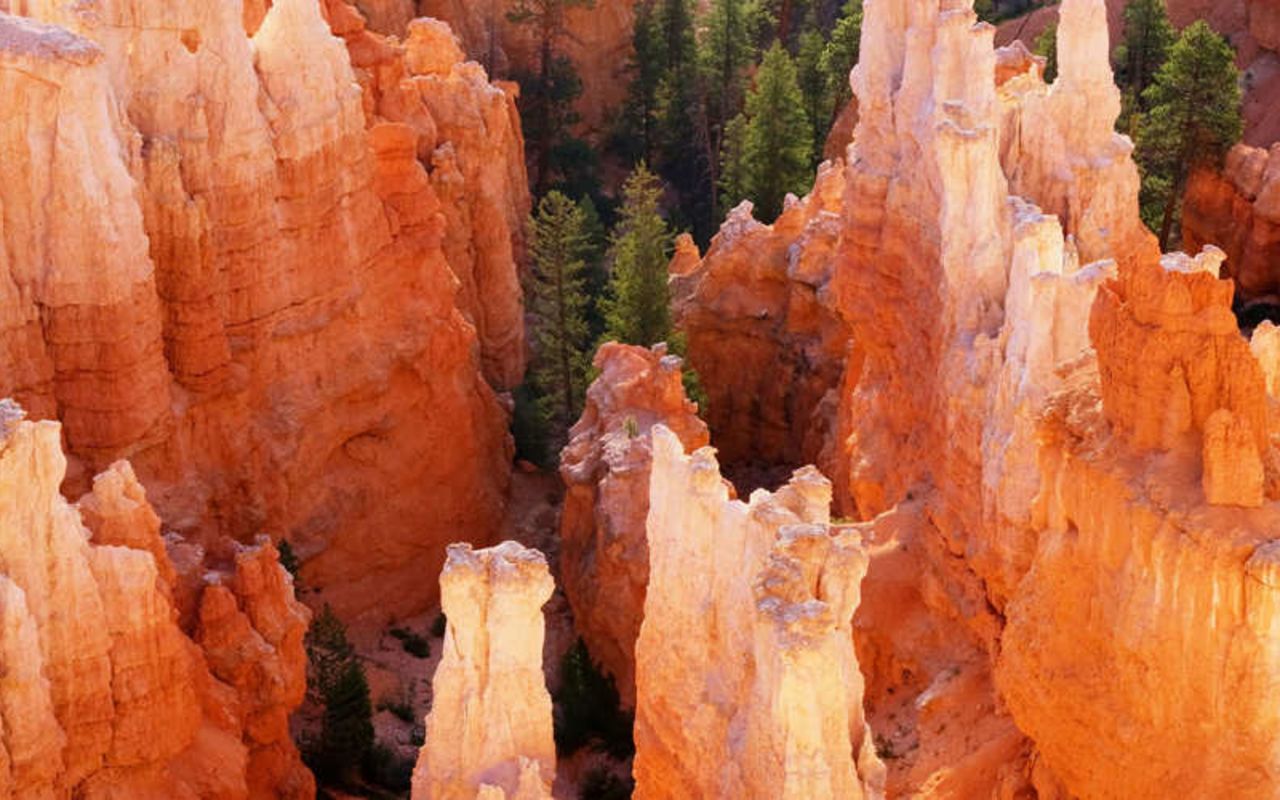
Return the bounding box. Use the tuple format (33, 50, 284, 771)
(718, 111, 750, 212)
(795, 19, 829, 165)
(603, 165, 673, 347)
(742, 43, 813, 221)
(820, 0, 862, 114)
(616, 0, 664, 163)
(699, 0, 765, 221)
(653, 0, 713, 239)
(1137, 20, 1242, 248)
(507, 0, 597, 196)
(1114, 0, 1175, 115)
(1034, 21, 1058, 83)
(304, 606, 375, 784)
(526, 192, 594, 445)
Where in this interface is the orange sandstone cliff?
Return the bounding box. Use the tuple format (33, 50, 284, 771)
(0, 402, 312, 798)
(1183, 142, 1280, 299)
(558, 343, 708, 707)
(0, 0, 526, 619)
(679, 0, 1280, 795)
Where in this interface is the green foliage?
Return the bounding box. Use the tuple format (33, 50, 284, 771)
(820, 0, 862, 114)
(1034, 22, 1058, 83)
(430, 613, 448, 638)
(615, 0, 665, 163)
(511, 382, 552, 467)
(717, 112, 750, 213)
(1136, 20, 1242, 247)
(305, 607, 374, 785)
(1114, 0, 1175, 112)
(579, 766, 635, 800)
(389, 627, 431, 659)
(795, 22, 830, 163)
(362, 743, 414, 793)
(553, 639, 634, 758)
(507, 0, 599, 197)
(603, 165, 673, 347)
(526, 191, 596, 448)
(738, 42, 813, 221)
(667, 330, 708, 414)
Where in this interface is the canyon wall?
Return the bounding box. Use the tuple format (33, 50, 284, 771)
(558, 343, 708, 706)
(1183, 143, 1280, 299)
(411, 541, 555, 800)
(632, 425, 882, 800)
(0, 0, 526, 620)
(670, 165, 851, 472)
(682, 0, 1280, 795)
(0, 402, 312, 799)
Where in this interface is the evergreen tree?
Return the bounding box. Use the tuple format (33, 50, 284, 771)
(603, 164, 673, 347)
(699, 0, 765, 221)
(507, 0, 597, 196)
(795, 19, 830, 165)
(653, 0, 713, 239)
(741, 43, 813, 221)
(525, 192, 594, 445)
(1114, 0, 1175, 109)
(718, 112, 751, 212)
(1136, 20, 1242, 248)
(304, 606, 374, 784)
(1034, 22, 1058, 83)
(616, 0, 664, 163)
(820, 0, 862, 114)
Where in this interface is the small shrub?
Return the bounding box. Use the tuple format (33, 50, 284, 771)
(430, 613, 448, 638)
(553, 639, 634, 759)
(579, 766, 634, 800)
(623, 415, 639, 439)
(362, 742, 414, 792)
(390, 627, 431, 659)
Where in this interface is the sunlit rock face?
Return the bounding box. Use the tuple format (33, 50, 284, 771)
(412, 542, 555, 800)
(690, 0, 1280, 796)
(671, 164, 851, 473)
(0, 2, 520, 619)
(558, 343, 708, 707)
(0, 402, 313, 799)
(1183, 143, 1280, 299)
(633, 426, 882, 800)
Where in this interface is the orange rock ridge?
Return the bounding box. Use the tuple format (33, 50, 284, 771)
(0, 0, 525, 620)
(558, 343, 709, 707)
(681, 0, 1280, 795)
(0, 401, 312, 798)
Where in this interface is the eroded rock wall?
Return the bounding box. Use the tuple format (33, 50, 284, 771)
(1183, 143, 1280, 299)
(411, 541, 555, 800)
(632, 425, 881, 800)
(558, 343, 708, 706)
(0, 1, 522, 619)
(0, 402, 312, 799)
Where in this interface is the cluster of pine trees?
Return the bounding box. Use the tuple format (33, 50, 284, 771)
(1109, 0, 1242, 248)
(512, 0, 864, 459)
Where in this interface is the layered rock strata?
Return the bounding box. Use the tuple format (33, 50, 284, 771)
(1183, 142, 1280, 299)
(0, 402, 312, 799)
(411, 541, 555, 800)
(632, 425, 881, 800)
(671, 164, 851, 471)
(0, 1, 522, 618)
(688, 0, 1280, 795)
(558, 343, 708, 706)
